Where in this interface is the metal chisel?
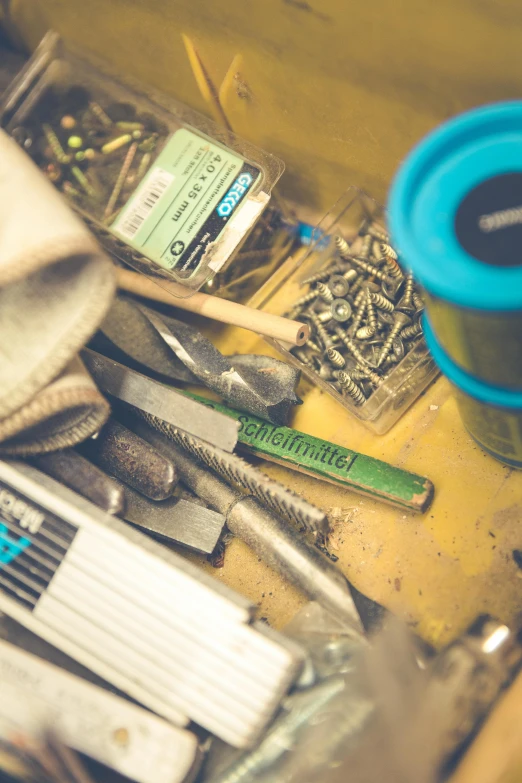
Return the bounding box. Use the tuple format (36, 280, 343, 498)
(122, 487, 225, 554)
(81, 349, 239, 452)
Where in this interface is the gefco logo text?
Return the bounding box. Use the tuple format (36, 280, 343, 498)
(216, 172, 254, 217)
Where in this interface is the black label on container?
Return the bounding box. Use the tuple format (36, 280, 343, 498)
(454, 172, 522, 267)
(0, 482, 77, 611)
(173, 161, 260, 278)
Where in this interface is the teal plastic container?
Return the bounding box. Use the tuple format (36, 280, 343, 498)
(388, 102, 522, 389)
(423, 317, 522, 468)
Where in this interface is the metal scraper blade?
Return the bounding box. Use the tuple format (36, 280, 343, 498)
(139, 410, 328, 536)
(121, 489, 225, 555)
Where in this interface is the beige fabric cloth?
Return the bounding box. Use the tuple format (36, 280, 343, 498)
(0, 356, 110, 455)
(0, 129, 115, 453)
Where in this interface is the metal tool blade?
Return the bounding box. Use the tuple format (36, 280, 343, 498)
(121, 489, 225, 555)
(93, 294, 197, 383)
(81, 349, 239, 453)
(138, 306, 302, 426)
(129, 409, 328, 535)
(230, 354, 302, 406)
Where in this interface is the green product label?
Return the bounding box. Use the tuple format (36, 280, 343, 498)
(112, 128, 261, 278)
(183, 392, 432, 512)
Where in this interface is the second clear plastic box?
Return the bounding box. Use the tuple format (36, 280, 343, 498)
(258, 188, 439, 434)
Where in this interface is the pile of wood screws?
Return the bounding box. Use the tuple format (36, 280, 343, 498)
(10, 88, 168, 224)
(288, 222, 425, 406)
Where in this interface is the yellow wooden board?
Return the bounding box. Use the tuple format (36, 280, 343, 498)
(4, 1, 522, 649)
(8, 0, 522, 213)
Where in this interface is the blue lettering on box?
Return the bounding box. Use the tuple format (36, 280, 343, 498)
(217, 172, 254, 218)
(0, 521, 31, 567)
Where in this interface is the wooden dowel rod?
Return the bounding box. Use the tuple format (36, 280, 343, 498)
(116, 268, 310, 346)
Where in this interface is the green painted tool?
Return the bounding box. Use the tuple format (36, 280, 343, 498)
(183, 391, 434, 513)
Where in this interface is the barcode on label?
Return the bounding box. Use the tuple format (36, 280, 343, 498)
(116, 168, 174, 239)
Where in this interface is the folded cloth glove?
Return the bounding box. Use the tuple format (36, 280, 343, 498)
(0, 128, 115, 453)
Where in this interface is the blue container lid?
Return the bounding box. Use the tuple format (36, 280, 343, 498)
(388, 102, 522, 311)
(423, 316, 522, 409)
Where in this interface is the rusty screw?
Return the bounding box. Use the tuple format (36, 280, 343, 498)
(370, 292, 395, 313)
(335, 235, 351, 259)
(328, 275, 350, 298)
(377, 312, 411, 367)
(365, 290, 377, 336)
(350, 256, 390, 282)
(401, 320, 423, 340)
(337, 372, 366, 405)
(331, 299, 352, 323)
(310, 313, 334, 349)
(326, 348, 346, 368)
(316, 282, 334, 303)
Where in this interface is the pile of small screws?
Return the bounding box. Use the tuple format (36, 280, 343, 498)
(10, 86, 168, 224)
(288, 221, 425, 406)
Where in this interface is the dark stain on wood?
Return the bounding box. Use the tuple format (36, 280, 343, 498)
(282, 0, 332, 23)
